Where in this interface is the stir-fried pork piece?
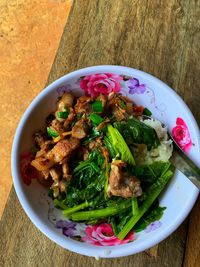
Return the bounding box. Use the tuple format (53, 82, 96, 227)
(50, 119, 65, 134)
(62, 162, 72, 180)
(63, 108, 75, 130)
(47, 137, 80, 163)
(49, 167, 61, 181)
(74, 95, 93, 114)
(112, 107, 126, 121)
(96, 118, 110, 131)
(31, 157, 54, 171)
(41, 169, 50, 179)
(88, 137, 103, 150)
(108, 160, 142, 198)
(106, 95, 127, 121)
(58, 93, 74, 110)
(82, 147, 89, 160)
(35, 140, 52, 158)
(71, 119, 89, 139)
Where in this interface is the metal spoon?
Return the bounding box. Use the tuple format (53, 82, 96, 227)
(141, 115, 200, 189)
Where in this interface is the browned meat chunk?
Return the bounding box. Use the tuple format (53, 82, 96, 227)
(71, 119, 89, 139)
(41, 169, 50, 179)
(49, 167, 61, 181)
(58, 93, 74, 110)
(35, 140, 52, 158)
(47, 137, 80, 163)
(112, 107, 126, 121)
(88, 137, 103, 150)
(126, 102, 134, 114)
(62, 162, 72, 180)
(106, 95, 127, 121)
(96, 118, 110, 131)
(82, 147, 89, 160)
(74, 95, 93, 114)
(108, 160, 142, 198)
(51, 119, 64, 134)
(31, 157, 54, 171)
(64, 108, 75, 130)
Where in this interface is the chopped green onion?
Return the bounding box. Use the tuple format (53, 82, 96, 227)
(143, 107, 152, 116)
(57, 109, 69, 119)
(89, 113, 104, 126)
(47, 127, 59, 137)
(92, 100, 103, 113)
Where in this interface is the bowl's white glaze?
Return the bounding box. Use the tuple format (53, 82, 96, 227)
(12, 66, 200, 258)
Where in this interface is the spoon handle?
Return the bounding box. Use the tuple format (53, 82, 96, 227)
(170, 141, 200, 189)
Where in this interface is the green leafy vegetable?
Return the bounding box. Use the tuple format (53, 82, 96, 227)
(104, 136, 117, 158)
(117, 168, 174, 240)
(47, 127, 59, 138)
(61, 150, 106, 207)
(134, 205, 166, 232)
(143, 107, 152, 117)
(114, 118, 160, 150)
(106, 124, 135, 165)
(83, 128, 101, 144)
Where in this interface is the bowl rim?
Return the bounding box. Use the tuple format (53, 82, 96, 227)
(11, 65, 200, 258)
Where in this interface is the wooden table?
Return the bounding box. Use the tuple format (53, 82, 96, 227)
(1, 1, 200, 266)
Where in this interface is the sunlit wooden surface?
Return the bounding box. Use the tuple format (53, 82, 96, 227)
(0, 0, 72, 218)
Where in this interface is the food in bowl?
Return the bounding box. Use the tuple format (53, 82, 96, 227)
(24, 89, 174, 241)
(13, 66, 200, 257)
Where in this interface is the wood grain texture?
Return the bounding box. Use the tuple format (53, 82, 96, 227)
(1, 0, 200, 266)
(0, 0, 72, 218)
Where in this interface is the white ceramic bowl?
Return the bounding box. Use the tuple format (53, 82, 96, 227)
(12, 65, 200, 258)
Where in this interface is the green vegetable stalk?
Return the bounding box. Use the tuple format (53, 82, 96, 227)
(117, 169, 174, 240)
(63, 201, 89, 216)
(70, 199, 132, 221)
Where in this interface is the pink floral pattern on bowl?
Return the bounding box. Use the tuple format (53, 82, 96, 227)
(82, 223, 134, 246)
(80, 73, 123, 97)
(79, 73, 148, 97)
(20, 72, 193, 247)
(172, 117, 192, 152)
